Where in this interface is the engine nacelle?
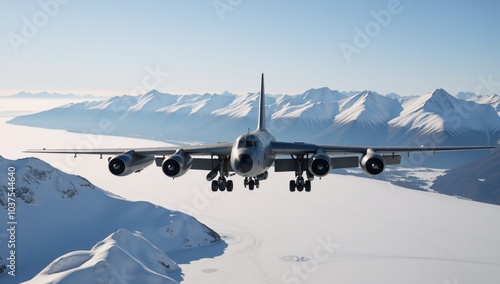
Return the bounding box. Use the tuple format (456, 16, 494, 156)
(108, 150, 154, 176)
(360, 151, 385, 176)
(162, 150, 193, 178)
(308, 151, 332, 177)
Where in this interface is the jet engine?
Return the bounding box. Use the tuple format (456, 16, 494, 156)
(308, 151, 332, 177)
(360, 150, 385, 176)
(162, 150, 193, 178)
(108, 150, 154, 176)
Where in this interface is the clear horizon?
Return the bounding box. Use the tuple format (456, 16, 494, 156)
(1, 0, 499, 97)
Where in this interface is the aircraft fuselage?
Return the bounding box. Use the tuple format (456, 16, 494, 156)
(230, 129, 276, 178)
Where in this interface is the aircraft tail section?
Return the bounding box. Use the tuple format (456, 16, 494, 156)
(257, 73, 266, 131)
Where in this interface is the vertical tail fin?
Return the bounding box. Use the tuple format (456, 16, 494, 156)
(257, 73, 266, 131)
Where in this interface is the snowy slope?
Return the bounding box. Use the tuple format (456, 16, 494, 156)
(83, 94, 137, 111)
(212, 92, 262, 118)
(431, 146, 500, 205)
(128, 90, 179, 112)
(456, 91, 477, 100)
(388, 89, 500, 145)
(27, 229, 179, 284)
(336, 90, 402, 127)
(270, 88, 344, 140)
(312, 91, 403, 144)
(276, 87, 346, 106)
(0, 156, 222, 283)
(463, 93, 500, 116)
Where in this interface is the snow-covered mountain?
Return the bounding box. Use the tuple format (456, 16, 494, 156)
(8, 88, 500, 166)
(473, 94, 500, 116)
(312, 91, 403, 145)
(8, 88, 345, 143)
(27, 229, 180, 284)
(431, 147, 500, 205)
(0, 156, 222, 283)
(456, 91, 477, 100)
(459, 93, 500, 116)
(389, 89, 500, 145)
(269, 88, 344, 140)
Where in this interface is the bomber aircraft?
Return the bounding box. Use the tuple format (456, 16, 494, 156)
(26, 74, 494, 192)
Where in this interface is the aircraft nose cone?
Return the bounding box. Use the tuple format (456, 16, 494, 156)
(235, 154, 253, 174)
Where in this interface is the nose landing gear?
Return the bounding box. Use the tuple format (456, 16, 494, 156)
(244, 177, 259, 190)
(243, 170, 268, 190)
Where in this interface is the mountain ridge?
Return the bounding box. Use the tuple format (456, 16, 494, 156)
(7, 88, 500, 167)
(431, 147, 500, 205)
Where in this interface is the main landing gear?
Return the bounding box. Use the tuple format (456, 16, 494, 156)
(289, 155, 313, 193)
(208, 156, 234, 192)
(289, 178, 311, 192)
(212, 177, 233, 192)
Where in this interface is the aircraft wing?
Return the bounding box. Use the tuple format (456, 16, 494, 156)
(271, 141, 495, 155)
(24, 142, 234, 157)
(271, 141, 495, 173)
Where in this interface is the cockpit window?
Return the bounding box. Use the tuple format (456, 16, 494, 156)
(238, 140, 245, 148)
(237, 139, 263, 148)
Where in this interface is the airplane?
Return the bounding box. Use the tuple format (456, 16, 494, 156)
(25, 74, 495, 192)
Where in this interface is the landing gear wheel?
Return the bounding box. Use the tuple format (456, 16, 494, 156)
(218, 177, 227, 191)
(289, 180, 296, 192)
(211, 180, 218, 192)
(226, 180, 233, 192)
(297, 183, 304, 192)
(305, 180, 311, 192)
(248, 180, 255, 190)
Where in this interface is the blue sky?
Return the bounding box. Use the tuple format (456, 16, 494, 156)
(1, 0, 499, 96)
